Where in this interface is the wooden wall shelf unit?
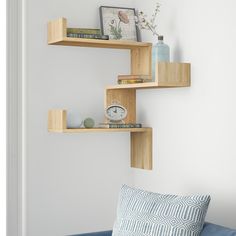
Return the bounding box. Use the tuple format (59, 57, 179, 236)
(47, 17, 191, 170)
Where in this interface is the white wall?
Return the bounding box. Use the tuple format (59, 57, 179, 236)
(25, 0, 136, 235)
(133, 0, 236, 229)
(24, 0, 236, 235)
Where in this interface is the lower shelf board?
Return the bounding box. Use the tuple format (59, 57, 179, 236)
(48, 127, 152, 133)
(48, 109, 152, 170)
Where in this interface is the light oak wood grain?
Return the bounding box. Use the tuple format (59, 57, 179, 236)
(48, 18, 67, 43)
(48, 18, 151, 49)
(105, 89, 136, 123)
(131, 46, 152, 77)
(47, 18, 191, 170)
(107, 63, 191, 90)
(131, 128, 152, 170)
(156, 62, 191, 87)
(48, 110, 67, 131)
(49, 127, 152, 133)
(50, 37, 152, 49)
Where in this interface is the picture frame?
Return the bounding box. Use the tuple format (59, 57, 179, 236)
(99, 6, 138, 41)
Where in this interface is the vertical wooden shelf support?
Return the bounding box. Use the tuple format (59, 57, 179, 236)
(105, 44, 152, 169)
(131, 46, 152, 76)
(105, 88, 136, 123)
(131, 129, 152, 170)
(48, 109, 67, 132)
(48, 18, 67, 43)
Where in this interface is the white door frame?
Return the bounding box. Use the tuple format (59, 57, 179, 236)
(7, 0, 26, 235)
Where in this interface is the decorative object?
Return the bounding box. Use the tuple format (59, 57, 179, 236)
(99, 6, 138, 41)
(152, 35, 170, 79)
(67, 110, 83, 128)
(136, 3, 170, 80)
(153, 35, 170, 62)
(112, 185, 211, 236)
(135, 3, 161, 38)
(83, 117, 95, 128)
(105, 102, 127, 123)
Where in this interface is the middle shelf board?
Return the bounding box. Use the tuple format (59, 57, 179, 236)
(48, 127, 152, 133)
(106, 82, 188, 90)
(107, 62, 191, 90)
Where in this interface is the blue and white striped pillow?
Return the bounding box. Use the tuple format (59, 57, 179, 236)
(112, 185, 210, 236)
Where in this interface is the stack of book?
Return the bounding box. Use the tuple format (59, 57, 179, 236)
(117, 75, 151, 84)
(67, 28, 109, 40)
(99, 123, 142, 128)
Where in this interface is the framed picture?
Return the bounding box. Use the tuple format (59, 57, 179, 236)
(99, 6, 138, 41)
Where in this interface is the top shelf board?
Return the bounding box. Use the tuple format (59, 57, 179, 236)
(49, 37, 152, 50)
(48, 18, 152, 50)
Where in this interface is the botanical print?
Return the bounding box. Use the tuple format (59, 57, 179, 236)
(100, 7, 137, 41)
(109, 11, 129, 39)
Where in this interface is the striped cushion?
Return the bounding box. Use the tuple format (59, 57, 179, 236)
(112, 185, 210, 236)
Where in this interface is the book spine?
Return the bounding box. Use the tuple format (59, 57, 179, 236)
(67, 33, 109, 40)
(118, 75, 151, 80)
(108, 123, 142, 128)
(117, 79, 149, 84)
(67, 28, 101, 34)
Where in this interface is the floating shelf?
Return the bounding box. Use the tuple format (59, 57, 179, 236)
(48, 17, 152, 76)
(48, 110, 151, 133)
(47, 17, 191, 170)
(48, 110, 152, 170)
(107, 63, 191, 90)
(48, 18, 152, 49)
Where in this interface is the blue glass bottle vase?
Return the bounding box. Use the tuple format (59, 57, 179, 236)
(152, 35, 170, 80)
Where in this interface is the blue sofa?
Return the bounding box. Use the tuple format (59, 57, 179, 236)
(72, 222, 236, 236)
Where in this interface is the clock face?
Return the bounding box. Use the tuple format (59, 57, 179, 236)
(105, 104, 127, 122)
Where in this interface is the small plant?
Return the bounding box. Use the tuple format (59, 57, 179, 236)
(136, 2, 161, 37)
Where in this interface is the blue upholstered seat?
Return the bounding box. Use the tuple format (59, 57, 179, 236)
(71, 231, 112, 236)
(71, 222, 236, 236)
(201, 222, 236, 236)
